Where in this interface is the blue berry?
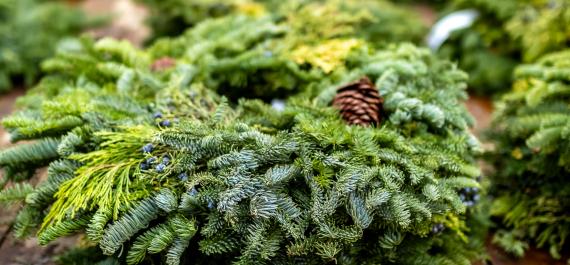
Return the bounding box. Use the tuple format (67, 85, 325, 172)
(162, 155, 171, 165)
(473, 194, 480, 202)
(189, 187, 198, 196)
(178, 173, 188, 181)
(153, 112, 163, 119)
(207, 200, 214, 209)
(263, 51, 273, 57)
(271, 99, 286, 111)
(160, 120, 172, 127)
(431, 223, 445, 234)
(146, 157, 157, 164)
(142, 143, 153, 153)
(155, 163, 166, 173)
(458, 186, 480, 207)
(140, 163, 149, 170)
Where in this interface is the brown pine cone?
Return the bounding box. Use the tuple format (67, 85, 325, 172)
(332, 77, 383, 126)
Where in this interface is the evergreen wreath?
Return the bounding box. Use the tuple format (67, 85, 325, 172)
(0, 0, 98, 93)
(0, 12, 484, 265)
(486, 50, 570, 261)
(134, 0, 269, 40)
(439, 0, 570, 96)
(137, 0, 427, 47)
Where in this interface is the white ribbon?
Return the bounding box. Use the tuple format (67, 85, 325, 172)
(427, 9, 480, 51)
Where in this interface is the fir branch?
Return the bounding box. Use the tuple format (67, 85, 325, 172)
(147, 224, 175, 254)
(0, 183, 34, 205)
(100, 196, 160, 255)
(86, 208, 112, 242)
(165, 238, 191, 265)
(25, 159, 78, 207)
(2, 115, 83, 140)
(126, 225, 162, 265)
(199, 234, 241, 256)
(0, 138, 60, 167)
(12, 206, 42, 239)
(38, 215, 91, 245)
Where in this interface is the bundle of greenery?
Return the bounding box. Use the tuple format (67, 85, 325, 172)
(0, 13, 485, 265)
(487, 50, 570, 260)
(137, 0, 427, 46)
(438, 0, 569, 96)
(0, 0, 97, 93)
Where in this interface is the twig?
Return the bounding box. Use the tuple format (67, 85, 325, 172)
(0, 222, 13, 249)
